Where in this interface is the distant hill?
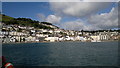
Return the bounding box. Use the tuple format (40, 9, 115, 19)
(1, 14, 58, 29)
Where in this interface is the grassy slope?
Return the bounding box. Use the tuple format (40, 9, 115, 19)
(1, 14, 54, 29)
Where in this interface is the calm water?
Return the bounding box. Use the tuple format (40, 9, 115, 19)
(2, 41, 118, 66)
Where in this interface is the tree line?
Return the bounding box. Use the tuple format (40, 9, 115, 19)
(1, 14, 54, 29)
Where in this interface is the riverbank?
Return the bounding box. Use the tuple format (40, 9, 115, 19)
(2, 40, 119, 45)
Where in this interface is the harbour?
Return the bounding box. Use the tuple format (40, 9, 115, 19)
(2, 41, 118, 66)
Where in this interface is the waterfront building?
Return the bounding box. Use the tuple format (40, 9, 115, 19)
(58, 37, 65, 41)
(26, 36, 36, 42)
(99, 32, 110, 41)
(10, 37, 16, 42)
(90, 36, 100, 42)
(3, 37, 10, 43)
(44, 37, 59, 42)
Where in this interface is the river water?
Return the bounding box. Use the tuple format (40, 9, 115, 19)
(2, 41, 118, 66)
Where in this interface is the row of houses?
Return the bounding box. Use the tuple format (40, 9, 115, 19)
(0, 23, 119, 43)
(1, 31, 119, 43)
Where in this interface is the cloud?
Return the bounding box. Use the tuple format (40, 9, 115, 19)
(45, 14, 61, 24)
(49, 2, 113, 17)
(61, 7, 118, 30)
(37, 2, 118, 30)
(61, 20, 93, 31)
(87, 7, 118, 30)
(37, 14, 61, 24)
(37, 13, 46, 21)
(49, 0, 119, 2)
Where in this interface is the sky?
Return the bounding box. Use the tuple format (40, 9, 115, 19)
(2, 2, 118, 31)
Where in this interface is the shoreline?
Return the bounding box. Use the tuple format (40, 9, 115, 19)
(2, 40, 119, 45)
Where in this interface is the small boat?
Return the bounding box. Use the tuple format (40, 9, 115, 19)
(1, 56, 14, 68)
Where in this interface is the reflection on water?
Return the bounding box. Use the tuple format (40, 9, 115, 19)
(3, 41, 118, 66)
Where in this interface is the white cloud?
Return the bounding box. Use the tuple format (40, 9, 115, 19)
(50, 2, 113, 17)
(87, 7, 118, 30)
(37, 13, 46, 21)
(61, 20, 94, 31)
(37, 14, 61, 24)
(37, 2, 118, 30)
(2, 0, 119, 2)
(49, 0, 119, 2)
(46, 15, 61, 24)
(61, 7, 118, 30)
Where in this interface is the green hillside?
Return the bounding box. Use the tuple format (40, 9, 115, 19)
(1, 14, 54, 29)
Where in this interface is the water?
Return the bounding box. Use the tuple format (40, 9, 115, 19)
(2, 41, 118, 66)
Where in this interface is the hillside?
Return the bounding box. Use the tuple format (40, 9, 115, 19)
(1, 14, 57, 29)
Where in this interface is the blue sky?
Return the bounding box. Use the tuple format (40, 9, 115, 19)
(2, 2, 53, 20)
(2, 2, 118, 30)
(2, 2, 82, 23)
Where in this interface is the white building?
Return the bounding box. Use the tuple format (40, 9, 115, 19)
(90, 36, 100, 42)
(58, 37, 65, 41)
(26, 36, 36, 42)
(99, 35, 110, 41)
(44, 37, 59, 42)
